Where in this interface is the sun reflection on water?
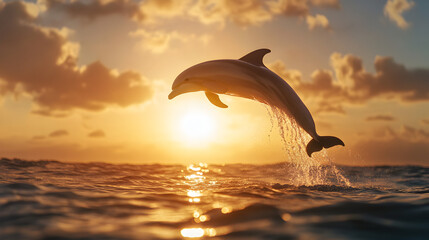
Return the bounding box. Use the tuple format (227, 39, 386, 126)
(180, 228, 217, 238)
(188, 198, 200, 203)
(187, 190, 202, 203)
(181, 163, 219, 238)
(180, 228, 204, 238)
(187, 190, 202, 198)
(199, 215, 209, 222)
(184, 163, 207, 183)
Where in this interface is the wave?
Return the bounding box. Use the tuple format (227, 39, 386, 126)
(1, 158, 429, 240)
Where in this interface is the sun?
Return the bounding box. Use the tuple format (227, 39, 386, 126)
(179, 110, 216, 145)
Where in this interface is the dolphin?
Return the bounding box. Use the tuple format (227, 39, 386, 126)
(168, 49, 344, 157)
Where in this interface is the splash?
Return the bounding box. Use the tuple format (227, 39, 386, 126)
(267, 106, 350, 186)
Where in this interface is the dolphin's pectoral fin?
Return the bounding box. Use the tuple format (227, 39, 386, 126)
(205, 91, 228, 108)
(239, 49, 271, 67)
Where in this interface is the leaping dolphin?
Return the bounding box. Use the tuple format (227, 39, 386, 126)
(168, 49, 344, 157)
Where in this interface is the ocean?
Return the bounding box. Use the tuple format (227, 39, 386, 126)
(1, 158, 428, 240)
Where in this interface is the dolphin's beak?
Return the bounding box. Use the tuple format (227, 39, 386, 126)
(168, 82, 202, 100)
(168, 90, 179, 100)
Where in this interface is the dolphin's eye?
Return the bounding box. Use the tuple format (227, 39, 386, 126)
(184, 78, 190, 82)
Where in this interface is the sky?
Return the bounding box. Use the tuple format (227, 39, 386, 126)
(0, 0, 429, 166)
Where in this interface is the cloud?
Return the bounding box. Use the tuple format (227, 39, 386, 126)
(269, 0, 308, 17)
(0, 1, 153, 116)
(350, 137, 429, 165)
(268, 60, 303, 84)
(49, 129, 69, 138)
(48, 0, 272, 27)
(331, 53, 429, 102)
(268, 61, 346, 114)
(269, 52, 429, 113)
(47, 0, 194, 23)
(31, 109, 69, 118)
(88, 130, 106, 138)
(316, 121, 333, 130)
(300, 70, 343, 99)
(421, 119, 429, 125)
(33, 129, 106, 139)
(46, 0, 338, 30)
(384, 0, 414, 29)
(129, 29, 211, 53)
(337, 125, 429, 165)
(189, 0, 273, 27)
(32, 135, 46, 140)
(306, 14, 330, 30)
(46, 0, 145, 22)
(140, 0, 192, 21)
(313, 101, 345, 114)
(310, 0, 340, 9)
(400, 125, 429, 140)
(130, 29, 177, 53)
(47, 0, 210, 53)
(269, 0, 337, 30)
(366, 114, 395, 122)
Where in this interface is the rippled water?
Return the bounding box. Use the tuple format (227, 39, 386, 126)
(1, 158, 428, 240)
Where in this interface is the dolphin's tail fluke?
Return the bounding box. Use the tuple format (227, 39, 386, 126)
(306, 136, 344, 157)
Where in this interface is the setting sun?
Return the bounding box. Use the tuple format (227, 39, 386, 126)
(179, 111, 216, 144)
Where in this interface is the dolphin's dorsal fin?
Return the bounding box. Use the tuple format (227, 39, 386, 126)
(239, 48, 271, 67)
(205, 91, 228, 108)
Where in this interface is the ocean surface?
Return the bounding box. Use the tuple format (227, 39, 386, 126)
(1, 158, 429, 240)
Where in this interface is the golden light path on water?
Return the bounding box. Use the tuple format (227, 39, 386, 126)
(180, 163, 222, 238)
(180, 163, 300, 239)
(180, 162, 295, 238)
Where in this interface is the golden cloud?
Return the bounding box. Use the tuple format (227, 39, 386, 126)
(306, 14, 330, 30)
(269, 0, 309, 16)
(88, 130, 106, 138)
(310, 0, 340, 9)
(365, 114, 396, 122)
(384, 0, 414, 29)
(47, 0, 339, 30)
(269, 52, 429, 114)
(49, 129, 69, 138)
(32, 135, 46, 140)
(140, 0, 192, 21)
(0, 1, 153, 116)
(47, 0, 145, 22)
(189, 0, 272, 27)
(337, 125, 429, 165)
(129, 29, 211, 53)
(348, 138, 429, 165)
